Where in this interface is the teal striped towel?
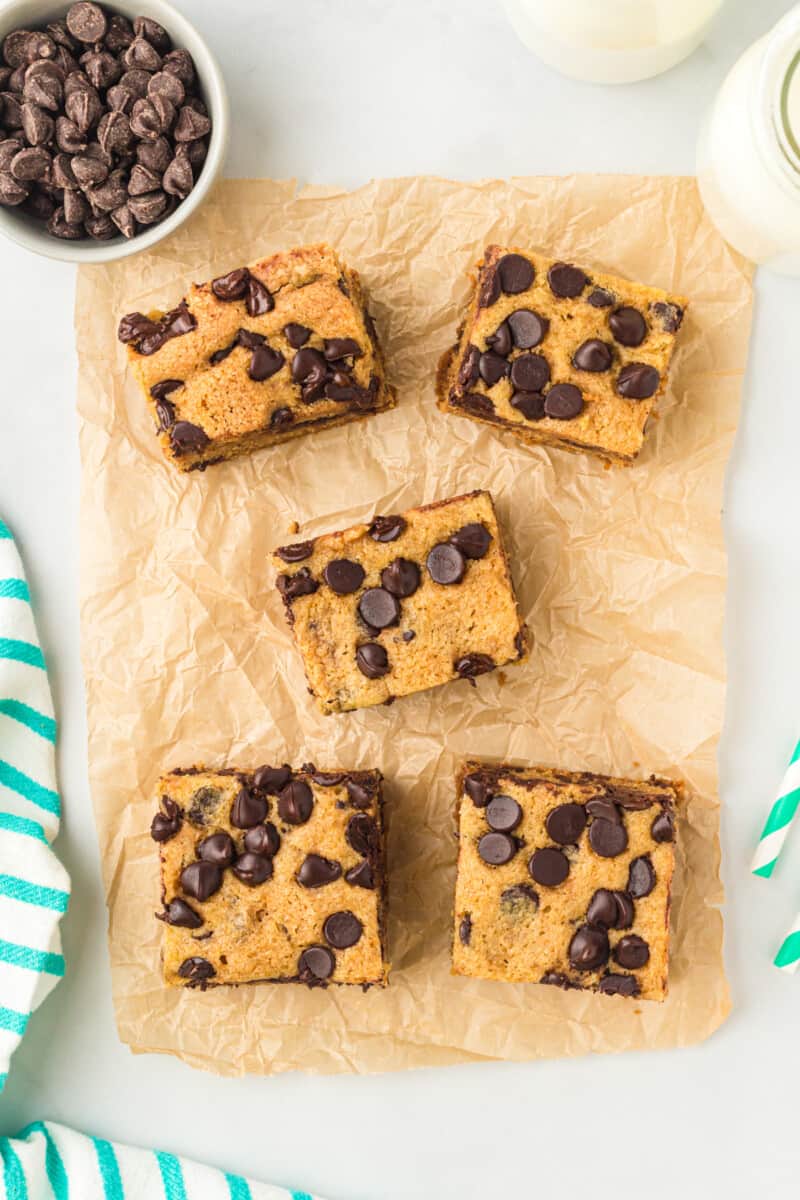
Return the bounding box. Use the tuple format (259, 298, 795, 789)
(0, 1120, 317, 1198)
(0, 518, 68, 1091)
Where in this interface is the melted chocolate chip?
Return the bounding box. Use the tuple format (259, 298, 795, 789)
(249, 343, 284, 381)
(627, 855, 656, 898)
(244, 822, 281, 857)
(569, 925, 610, 971)
(455, 654, 495, 679)
(344, 859, 374, 889)
(585, 797, 621, 823)
(277, 779, 314, 825)
(211, 267, 249, 301)
(369, 514, 406, 542)
(449, 522, 492, 560)
(587, 288, 614, 308)
(651, 809, 675, 843)
(510, 353, 550, 393)
(613, 934, 650, 970)
(246, 275, 273, 316)
(157, 897, 202, 928)
(587, 888, 634, 930)
(230, 787, 267, 829)
(651, 301, 683, 333)
(169, 421, 209, 456)
(323, 910, 363, 949)
(151, 797, 181, 842)
(150, 378, 183, 400)
(486, 794, 522, 833)
(479, 350, 509, 386)
(253, 764, 292, 793)
(544, 383, 584, 420)
(548, 262, 587, 298)
(545, 803, 587, 845)
(508, 309, 548, 349)
(324, 558, 366, 595)
(529, 847, 569, 887)
(381, 558, 420, 597)
(346, 778, 376, 808)
(498, 253, 534, 294)
(500, 883, 539, 913)
(298, 944, 334, 982)
(572, 339, 612, 372)
(356, 642, 389, 679)
(358, 587, 400, 629)
(276, 570, 318, 602)
(180, 860, 222, 901)
(186, 786, 221, 827)
(458, 345, 481, 387)
(284, 322, 311, 348)
(178, 956, 215, 984)
(427, 542, 465, 585)
(609, 306, 647, 347)
(510, 391, 546, 421)
(599, 972, 639, 996)
(486, 321, 512, 357)
(346, 813, 377, 857)
(478, 264, 501, 308)
(275, 541, 314, 563)
(297, 854, 342, 888)
(459, 392, 495, 419)
(459, 913, 472, 944)
(589, 817, 628, 858)
(616, 362, 660, 400)
(197, 831, 235, 866)
(324, 337, 361, 360)
(232, 852, 273, 886)
(478, 831, 517, 865)
(464, 773, 492, 807)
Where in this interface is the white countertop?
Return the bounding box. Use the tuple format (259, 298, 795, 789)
(1, 1, 799, 1195)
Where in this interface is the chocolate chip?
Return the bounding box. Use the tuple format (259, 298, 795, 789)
(254, 764, 291, 793)
(174, 103, 210, 142)
(246, 275, 273, 317)
(230, 787, 268, 829)
(478, 831, 517, 865)
(486, 321, 512, 357)
(275, 540, 314, 563)
(599, 973, 639, 996)
(628, 855, 656, 898)
(464, 773, 491, 807)
(22, 186, 56, 221)
(426, 542, 465, 585)
(47, 205, 83, 238)
(458, 345, 480, 387)
(510, 391, 546, 421)
(651, 301, 683, 333)
(498, 253, 534, 294)
(616, 362, 660, 400)
(104, 14, 134, 53)
(651, 809, 674, 843)
(298, 945, 334, 982)
(346, 813, 377, 857)
(569, 925, 610, 971)
(10, 145, 50, 180)
(71, 151, 107, 187)
(544, 383, 584, 420)
(136, 134, 171, 170)
(324, 337, 361, 361)
(529, 847, 570, 887)
(197, 831, 235, 867)
(134, 15, 171, 53)
(449, 522, 491, 560)
(128, 162, 160, 195)
(572, 339, 612, 372)
(486, 794, 522, 833)
(2, 31, 32, 69)
(276, 569, 318, 602)
(478, 350, 508, 386)
(82, 49, 120, 90)
(510, 353, 550, 392)
(507, 308, 548, 349)
(163, 48, 196, 87)
(291, 346, 327, 384)
(212, 267, 248, 301)
(178, 956, 215, 984)
(500, 883, 539, 913)
(345, 859, 374, 889)
(356, 643, 389, 679)
(278, 779, 314, 825)
(613, 934, 650, 970)
(587, 889, 634, 930)
(248, 343, 284, 381)
(324, 558, 365, 595)
(150, 797, 181, 842)
(369, 515, 407, 546)
(149, 69, 184, 106)
(545, 803, 587, 845)
(589, 817, 628, 858)
(22, 101, 54, 145)
(118, 68, 150, 99)
(124, 35, 162, 73)
(324, 910, 363, 949)
(380, 558, 420, 597)
(23, 72, 62, 112)
(180, 860, 222, 901)
(297, 854, 342, 888)
(587, 288, 614, 308)
(66, 3, 107, 43)
(455, 654, 495, 679)
(358, 587, 400, 629)
(346, 778, 375, 808)
(157, 897, 202, 928)
(169, 421, 209, 456)
(244, 822, 281, 857)
(232, 852, 273, 886)
(459, 913, 472, 944)
(610, 306, 647, 347)
(548, 262, 587, 298)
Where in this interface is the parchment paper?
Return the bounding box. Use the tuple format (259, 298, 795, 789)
(76, 176, 751, 1076)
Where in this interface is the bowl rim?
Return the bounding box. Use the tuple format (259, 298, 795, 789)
(0, 0, 230, 264)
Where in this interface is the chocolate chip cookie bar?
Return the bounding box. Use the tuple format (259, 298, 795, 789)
(452, 762, 678, 1000)
(437, 245, 687, 463)
(272, 490, 529, 715)
(151, 764, 388, 988)
(118, 243, 394, 471)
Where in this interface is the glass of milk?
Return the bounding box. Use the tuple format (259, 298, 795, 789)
(502, 0, 725, 84)
(697, 6, 800, 275)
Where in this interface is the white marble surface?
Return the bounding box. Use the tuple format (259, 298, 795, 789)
(1, 1, 799, 1195)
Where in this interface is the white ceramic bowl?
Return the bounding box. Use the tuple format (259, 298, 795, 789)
(0, 0, 229, 262)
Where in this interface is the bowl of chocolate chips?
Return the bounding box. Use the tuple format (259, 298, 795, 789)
(0, 0, 229, 261)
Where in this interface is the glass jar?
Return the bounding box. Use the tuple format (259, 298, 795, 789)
(502, 0, 724, 84)
(697, 6, 800, 275)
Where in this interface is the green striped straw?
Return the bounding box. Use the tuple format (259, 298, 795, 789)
(774, 914, 800, 973)
(751, 736, 800, 878)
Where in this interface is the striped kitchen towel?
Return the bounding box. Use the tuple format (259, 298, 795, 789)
(0, 517, 69, 1091)
(0, 1121, 318, 1199)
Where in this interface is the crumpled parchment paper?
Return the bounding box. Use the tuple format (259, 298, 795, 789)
(76, 175, 751, 1076)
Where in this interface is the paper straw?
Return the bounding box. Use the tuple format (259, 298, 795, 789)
(751, 737, 800, 878)
(774, 914, 800, 974)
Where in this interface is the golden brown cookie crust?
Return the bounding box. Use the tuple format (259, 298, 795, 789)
(122, 243, 395, 471)
(437, 245, 687, 463)
(154, 764, 388, 988)
(452, 761, 679, 1001)
(272, 490, 529, 715)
